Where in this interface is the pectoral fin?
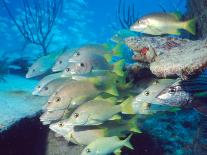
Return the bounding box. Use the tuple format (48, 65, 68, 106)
(109, 114, 121, 120)
(114, 149, 121, 155)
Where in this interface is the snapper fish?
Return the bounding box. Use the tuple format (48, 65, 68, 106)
(49, 117, 140, 145)
(130, 12, 196, 36)
(26, 52, 62, 78)
(46, 72, 122, 112)
(57, 97, 133, 126)
(46, 80, 100, 112)
(52, 48, 77, 72)
(62, 57, 125, 77)
(68, 44, 111, 63)
(156, 71, 207, 115)
(62, 54, 111, 77)
(37, 77, 73, 96)
(81, 134, 133, 155)
(132, 79, 176, 105)
(32, 72, 62, 96)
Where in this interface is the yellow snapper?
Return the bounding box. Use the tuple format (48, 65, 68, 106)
(37, 77, 73, 96)
(52, 48, 77, 72)
(58, 97, 133, 126)
(130, 12, 196, 35)
(68, 44, 111, 63)
(26, 52, 62, 78)
(81, 134, 133, 155)
(62, 58, 125, 78)
(46, 80, 101, 112)
(61, 54, 111, 77)
(32, 72, 62, 96)
(49, 117, 140, 145)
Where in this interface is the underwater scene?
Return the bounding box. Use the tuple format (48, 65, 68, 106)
(1, 0, 207, 155)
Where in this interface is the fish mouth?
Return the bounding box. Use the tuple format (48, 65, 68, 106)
(25, 74, 31, 78)
(52, 67, 58, 72)
(32, 90, 38, 96)
(130, 25, 138, 31)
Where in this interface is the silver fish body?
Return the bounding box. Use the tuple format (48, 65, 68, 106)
(62, 54, 111, 77)
(52, 48, 77, 72)
(68, 44, 110, 63)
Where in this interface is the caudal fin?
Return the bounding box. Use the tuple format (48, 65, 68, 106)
(183, 18, 196, 35)
(120, 96, 135, 114)
(127, 116, 142, 133)
(113, 59, 125, 77)
(112, 43, 124, 57)
(123, 134, 134, 150)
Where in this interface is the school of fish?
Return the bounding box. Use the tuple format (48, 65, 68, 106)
(25, 12, 207, 155)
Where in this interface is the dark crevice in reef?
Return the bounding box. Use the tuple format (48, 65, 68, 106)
(122, 133, 164, 155)
(0, 114, 164, 155)
(0, 115, 49, 155)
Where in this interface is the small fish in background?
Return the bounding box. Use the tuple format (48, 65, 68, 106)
(130, 12, 196, 36)
(49, 116, 140, 145)
(52, 48, 77, 72)
(111, 29, 138, 44)
(68, 44, 111, 63)
(32, 72, 62, 96)
(81, 134, 134, 155)
(26, 51, 62, 78)
(61, 54, 112, 77)
(59, 96, 134, 126)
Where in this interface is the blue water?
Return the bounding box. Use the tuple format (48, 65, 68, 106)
(1, 0, 206, 155)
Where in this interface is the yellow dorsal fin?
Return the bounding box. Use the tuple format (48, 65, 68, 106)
(113, 59, 125, 77)
(120, 96, 135, 114)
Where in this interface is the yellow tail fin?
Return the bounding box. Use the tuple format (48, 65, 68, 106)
(113, 59, 125, 77)
(104, 53, 113, 63)
(123, 134, 134, 150)
(120, 96, 135, 114)
(127, 116, 142, 133)
(183, 18, 196, 35)
(112, 43, 124, 57)
(102, 43, 113, 51)
(105, 85, 119, 96)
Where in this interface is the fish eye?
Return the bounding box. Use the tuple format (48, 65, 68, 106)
(168, 87, 176, 94)
(32, 69, 35, 72)
(56, 97, 61, 102)
(74, 113, 79, 118)
(44, 86, 48, 91)
(144, 91, 150, 96)
(86, 148, 91, 153)
(75, 52, 80, 56)
(66, 68, 70, 72)
(59, 60, 62, 64)
(37, 86, 41, 88)
(79, 63, 85, 67)
(58, 122, 64, 127)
